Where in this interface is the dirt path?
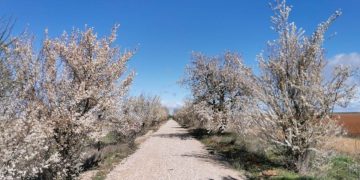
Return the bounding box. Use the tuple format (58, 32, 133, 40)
(106, 120, 244, 180)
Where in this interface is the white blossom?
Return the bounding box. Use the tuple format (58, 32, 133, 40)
(0, 25, 136, 179)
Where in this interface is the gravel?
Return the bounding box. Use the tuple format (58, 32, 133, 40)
(105, 120, 244, 180)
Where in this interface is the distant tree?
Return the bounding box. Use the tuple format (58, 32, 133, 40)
(173, 100, 199, 128)
(252, 0, 356, 173)
(181, 52, 253, 132)
(118, 95, 169, 139)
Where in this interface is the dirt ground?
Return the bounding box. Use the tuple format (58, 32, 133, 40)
(334, 113, 360, 136)
(105, 120, 244, 180)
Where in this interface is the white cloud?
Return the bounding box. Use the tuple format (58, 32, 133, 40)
(328, 53, 360, 67)
(326, 52, 360, 80)
(327, 52, 360, 112)
(335, 92, 360, 112)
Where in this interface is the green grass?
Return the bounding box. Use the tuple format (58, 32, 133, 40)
(189, 129, 314, 179)
(320, 155, 360, 180)
(91, 144, 135, 180)
(100, 131, 121, 145)
(190, 129, 360, 180)
(271, 169, 314, 180)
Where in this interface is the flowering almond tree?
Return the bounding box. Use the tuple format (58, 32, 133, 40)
(0, 17, 15, 104)
(181, 52, 253, 132)
(118, 95, 169, 138)
(0, 25, 135, 179)
(0, 32, 52, 179)
(253, 0, 356, 173)
(173, 100, 201, 128)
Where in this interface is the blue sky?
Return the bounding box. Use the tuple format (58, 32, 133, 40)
(1, 0, 360, 111)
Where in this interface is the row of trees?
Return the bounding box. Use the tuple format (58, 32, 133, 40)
(0, 22, 168, 179)
(175, 0, 356, 174)
(119, 95, 169, 139)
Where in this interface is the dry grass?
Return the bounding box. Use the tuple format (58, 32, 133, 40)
(326, 136, 360, 158)
(79, 121, 167, 180)
(328, 113, 360, 158)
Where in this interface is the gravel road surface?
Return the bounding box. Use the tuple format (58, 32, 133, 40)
(106, 120, 244, 180)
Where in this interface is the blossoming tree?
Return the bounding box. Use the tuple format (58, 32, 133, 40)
(253, 0, 356, 173)
(0, 25, 135, 179)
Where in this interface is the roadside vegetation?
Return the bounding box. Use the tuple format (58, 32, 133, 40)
(0, 19, 168, 179)
(1, 0, 359, 179)
(85, 95, 168, 180)
(185, 129, 360, 179)
(175, 0, 360, 179)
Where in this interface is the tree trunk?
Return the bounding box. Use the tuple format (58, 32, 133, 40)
(297, 149, 311, 174)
